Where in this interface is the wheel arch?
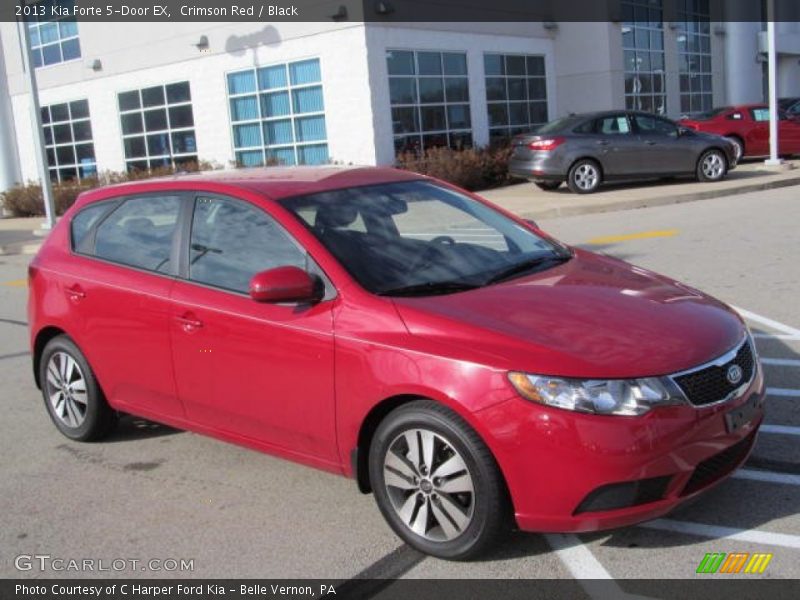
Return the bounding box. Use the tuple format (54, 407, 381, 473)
(351, 393, 513, 510)
(32, 326, 67, 389)
(568, 156, 605, 178)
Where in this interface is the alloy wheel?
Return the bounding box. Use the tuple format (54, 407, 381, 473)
(702, 152, 725, 179)
(382, 428, 475, 542)
(45, 351, 88, 428)
(573, 163, 599, 191)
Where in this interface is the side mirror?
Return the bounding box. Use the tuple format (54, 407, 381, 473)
(524, 218, 539, 229)
(249, 266, 321, 304)
(677, 127, 692, 137)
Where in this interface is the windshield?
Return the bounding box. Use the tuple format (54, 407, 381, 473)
(279, 181, 570, 296)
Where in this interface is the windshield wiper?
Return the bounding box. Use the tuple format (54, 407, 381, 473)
(485, 254, 571, 285)
(377, 280, 480, 297)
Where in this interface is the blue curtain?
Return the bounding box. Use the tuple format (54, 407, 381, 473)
(258, 65, 287, 90)
(233, 124, 262, 149)
(298, 144, 329, 165)
(227, 71, 256, 95)
(289, 59, 321, 85)
(236, 150, 264, 167)
(39, 23, 59, 44)
(292, 86, 324, 114)
(229, 96, 258, 121)
(264, 120, 293, 145)
(294, 116, 326, 142)
(260, 92, 290, 118)
(59, 20, 78, 38)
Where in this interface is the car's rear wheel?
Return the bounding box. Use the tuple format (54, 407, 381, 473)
(40, 335, 117, 441)
(567, 159, 602, 194)
(369, 400, 508, 560)
(725, 136, 744, 162)
(697, 149, 727, 182)
(534, 181, 561, 191)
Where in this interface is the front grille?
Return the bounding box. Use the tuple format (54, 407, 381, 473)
(681, 432, 756, 496)
(673, 339, 755, 406)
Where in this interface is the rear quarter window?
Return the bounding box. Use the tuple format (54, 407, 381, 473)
(70, 201, 118, 253)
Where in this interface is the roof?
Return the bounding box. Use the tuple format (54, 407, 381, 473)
(85, 166, 426, 201)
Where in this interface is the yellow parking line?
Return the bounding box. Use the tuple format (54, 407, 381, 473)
(587, 229, 679, 245)
(2, 279, 27, 287)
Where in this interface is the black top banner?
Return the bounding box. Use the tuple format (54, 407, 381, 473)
(2, 0, 800, 23)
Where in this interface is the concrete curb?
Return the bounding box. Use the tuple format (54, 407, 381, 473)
(510, 173, 800, 221)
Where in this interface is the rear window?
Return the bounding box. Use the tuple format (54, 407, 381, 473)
(535, 116, 583, 135)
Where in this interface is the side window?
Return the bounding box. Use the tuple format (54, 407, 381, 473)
(634, 114, 678, 137)
(750, 108, 770, 122)
(71, 201, 116, 252)
(93, 195, 181, 272)
(596, 115, 631, 135)
(189, 197, 306, 294)
(572, 120, 595, 134)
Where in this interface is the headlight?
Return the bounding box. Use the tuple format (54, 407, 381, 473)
(508, 372, 685, 416)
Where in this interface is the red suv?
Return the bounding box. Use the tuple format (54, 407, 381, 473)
(28, 167, 764, 559)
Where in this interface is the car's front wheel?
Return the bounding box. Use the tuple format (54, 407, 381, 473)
(724, 136, 744, 162)
(39, 335, 117, 441)
(369, 401, 509, 560)
(567, 159, 602, 194)
(697, 149, 728, 182)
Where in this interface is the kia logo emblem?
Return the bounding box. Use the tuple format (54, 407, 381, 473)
(726, 364, 743, 385)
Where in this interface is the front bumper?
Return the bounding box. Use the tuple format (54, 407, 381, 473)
(477, 364, 765, 532)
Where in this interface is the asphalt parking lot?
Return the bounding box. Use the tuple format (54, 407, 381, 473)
(0, 186, 798, 592)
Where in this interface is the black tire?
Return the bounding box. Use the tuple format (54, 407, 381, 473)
(534, 180, 561, 191)
(566, 159, 602, 194)
(696, 149, 728, 182)
(39, 335, 117, 441)
(369, 400, 509, 560)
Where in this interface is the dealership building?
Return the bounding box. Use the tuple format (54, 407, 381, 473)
(2, 8, 800, 195)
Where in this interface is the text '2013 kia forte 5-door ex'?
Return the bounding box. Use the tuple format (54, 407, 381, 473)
(28, 167, 764, 560)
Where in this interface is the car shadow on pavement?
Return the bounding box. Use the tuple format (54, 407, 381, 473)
(103, 414, 182, 443)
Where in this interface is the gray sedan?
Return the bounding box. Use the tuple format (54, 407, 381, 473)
(508, 111, 739, 194)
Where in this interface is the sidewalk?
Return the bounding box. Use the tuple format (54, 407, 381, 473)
(2, 159, 799, 255)
(479, 159, 800, 220)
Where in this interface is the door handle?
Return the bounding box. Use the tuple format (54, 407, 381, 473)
(65, 284, 86, 301)
(175, 313, 203, 332)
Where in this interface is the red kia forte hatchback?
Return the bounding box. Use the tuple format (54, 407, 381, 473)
(28, 167, 764, 559)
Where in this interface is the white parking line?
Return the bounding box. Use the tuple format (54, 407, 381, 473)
(733, 306, 800, 337)
(766, 387, 800, 398)
(761, 358, 800, 367)
(733, 469, 800, 486)
(760, 424, 800, 436)
(640, 519, 800, 549)
(753, 333, 800, 341)
(545, 533, 613, 579)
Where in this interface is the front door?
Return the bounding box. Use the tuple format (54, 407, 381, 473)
(632, 113, 695, 174)
(590, 114, 642, 177)
(168, 195, 338, 463)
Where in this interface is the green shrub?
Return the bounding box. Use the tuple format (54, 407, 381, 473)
(1, 161, 216, 217)
(395, 143, 519, 191)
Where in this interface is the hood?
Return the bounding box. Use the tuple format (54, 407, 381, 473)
(392, 250, 745, 379)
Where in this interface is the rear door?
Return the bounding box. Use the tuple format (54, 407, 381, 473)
(590, 114, 642, 177)
(632, 113, 696, 174)
(168, 194, 338, 463)
(67, 193, 185, 419)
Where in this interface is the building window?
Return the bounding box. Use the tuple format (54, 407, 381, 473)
(227, 58, 329, 167)
(622, 0, 666, 115)
(117, 82, 198, 172)
(484, 53, 548, 141)
(386, 50, 472, 155)
(41, 99, 96, 182)
(27, 0, 81, 68)
(677, 0, 712, 116)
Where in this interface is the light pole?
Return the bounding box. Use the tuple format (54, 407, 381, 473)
(764, 0, 781, 166)
(16, 0, 57, 229)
